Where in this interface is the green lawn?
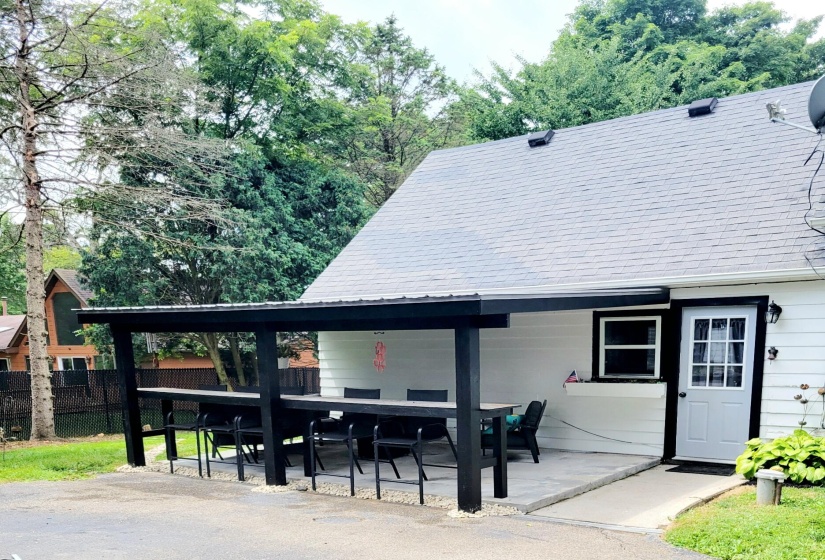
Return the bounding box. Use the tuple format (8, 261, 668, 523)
(0, 436, 167, 483)
(665, 486, 825, 560)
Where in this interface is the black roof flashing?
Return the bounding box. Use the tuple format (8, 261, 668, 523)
(688, 97, 718, 117)
(527, 130, 555, 147)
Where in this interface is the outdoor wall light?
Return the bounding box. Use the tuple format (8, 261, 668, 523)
(765, 301, 783, 324)
(767, 347, 779, 360)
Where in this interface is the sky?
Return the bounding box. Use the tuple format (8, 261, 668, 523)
(320, 0, 825, 84)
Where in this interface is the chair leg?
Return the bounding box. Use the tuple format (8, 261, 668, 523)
(236, 433, 245, 482)
(383, 446, 401, 479)
(203, 430, 211, 477)
(415, 442, 424, 505)
(195, 427, 203, 478)
(165, 426, 174, 474)
(310, 436, 317, 491)
(444, 429, 458, 461)
(347, 439, 356, 496)
(526, 433, 540, 463)
(374, 440, 381, 500)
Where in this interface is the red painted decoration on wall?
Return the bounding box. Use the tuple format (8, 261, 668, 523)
(373, 341, 386, 373)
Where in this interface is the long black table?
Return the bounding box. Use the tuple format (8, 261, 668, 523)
(138, 387, 517, 498)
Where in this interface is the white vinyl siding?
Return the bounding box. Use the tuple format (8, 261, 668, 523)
(319, 310, 666, 457)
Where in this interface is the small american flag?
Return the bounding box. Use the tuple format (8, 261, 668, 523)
(563, 370, 579, 387)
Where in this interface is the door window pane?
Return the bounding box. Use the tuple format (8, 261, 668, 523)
(60, 357, 73, 370)
(709, 366, 725, 387)
(71, 357, 88, 371)
(693, 343, 708, 363)
(726, 366, 743, 387)
(729, 318, 746, 340)
(711, 319, 728, 340)
(691, 365, 708, 386)
(728, 342, 744, 365)
(710, 343, 726, 364)
(693, 319, 709, 340)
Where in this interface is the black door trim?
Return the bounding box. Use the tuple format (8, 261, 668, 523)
(663, 296, 769, 460)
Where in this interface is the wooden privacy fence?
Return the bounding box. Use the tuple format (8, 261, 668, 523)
(0, 367, 321, 440)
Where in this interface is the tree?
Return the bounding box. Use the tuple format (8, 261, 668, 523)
(81, 0, 372, 385)
(0, 216, 25, 314)
(463, 0, 825, 141)
(330, 16, 465, 206)
(0, 0, 230, 438)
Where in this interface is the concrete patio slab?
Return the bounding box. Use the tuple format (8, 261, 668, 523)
(529, 464, 746, 531)
(201, 444, 659, 512)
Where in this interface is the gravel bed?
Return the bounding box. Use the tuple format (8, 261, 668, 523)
(117, 445, 521, 517)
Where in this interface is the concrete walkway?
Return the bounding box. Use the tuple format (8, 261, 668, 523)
(530, 464, 746, 532)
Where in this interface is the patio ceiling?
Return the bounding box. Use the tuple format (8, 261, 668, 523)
(77, 287, 669, 333)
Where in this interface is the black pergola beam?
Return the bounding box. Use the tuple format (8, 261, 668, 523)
(479, 289, 669, 315)
(113, 328, 145, 467)
(101, 315, 509, 334)
(257, 327, 287, 486)
(455, 326, 482, 513)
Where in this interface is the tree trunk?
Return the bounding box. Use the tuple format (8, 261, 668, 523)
(17, 0, 55, 439)
(202, 333, 232, 389)
(229, 335, 247, 386)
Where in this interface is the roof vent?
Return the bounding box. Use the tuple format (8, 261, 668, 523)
(688, 97, 718, 117)
(527, 130, 555, 147)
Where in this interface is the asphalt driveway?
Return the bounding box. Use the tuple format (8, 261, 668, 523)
(0, 473, 709, 560)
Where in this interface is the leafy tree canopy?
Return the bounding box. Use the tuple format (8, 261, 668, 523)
(463, 0, 825, 141)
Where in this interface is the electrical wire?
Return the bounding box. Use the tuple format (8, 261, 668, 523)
(546, 412, 663, 450)
(802, 133, 825, 279)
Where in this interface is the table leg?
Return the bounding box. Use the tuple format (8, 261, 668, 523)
(493, 415, 507, 499)
(303, 411, 313, 477)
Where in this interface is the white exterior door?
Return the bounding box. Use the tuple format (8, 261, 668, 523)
(676, 306, 756, 462)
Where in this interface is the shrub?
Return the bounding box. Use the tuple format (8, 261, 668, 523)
(735, 429, 825, 484)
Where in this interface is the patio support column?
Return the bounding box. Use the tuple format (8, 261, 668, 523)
(455, 326, 482, 513)
(257, 327, 286, 485)
(112, 327, 144, 466)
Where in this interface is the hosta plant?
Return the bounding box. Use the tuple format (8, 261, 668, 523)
(735, 429, 825, 484)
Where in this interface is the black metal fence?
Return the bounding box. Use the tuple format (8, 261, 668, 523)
(0, 367, 321, 440)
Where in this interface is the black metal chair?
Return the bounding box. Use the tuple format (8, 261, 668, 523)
(481, 399, 547, 463)
(163, 384, 228, 476)
(233, 385, 315, 480)
(309, 387, 381, 496)
(373, 389, 457, 505)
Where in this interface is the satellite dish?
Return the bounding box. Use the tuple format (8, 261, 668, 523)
(809, 74, 825, 132)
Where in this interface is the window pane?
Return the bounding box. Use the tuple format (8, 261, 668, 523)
(726, 366, 743, 388)
(693, 319, 709, 340)
(0, 359, 9, 371)
(691, 366, 708, 386)
(693, 343, 708, 363)
(710, 343, 726, 364)
(60, 358, 73, 370)
(728, 342, 744, 364)
(709, 366, 725, 387)
(711, 319, 728, 340)
(605, 320, 657, 346)
(604, 349, 656, 376)
(52, 292, 84, 345)
(72, 357, 88, 371)
(729, 318, 746, 340)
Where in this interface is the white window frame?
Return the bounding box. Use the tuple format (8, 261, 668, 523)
(58, 356, 87, 371)
(599, 316, 662, 380)
(0, 357, 10, 371)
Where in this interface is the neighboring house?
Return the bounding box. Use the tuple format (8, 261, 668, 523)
(0, 269, 99, 372)
(0, 269, 212, 373)
(301, 81, 825, 464)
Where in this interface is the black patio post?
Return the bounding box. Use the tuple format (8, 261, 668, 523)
(112, 328, 144, 466)
(455, 326, 481, 512)
(256, 327, 286, 485)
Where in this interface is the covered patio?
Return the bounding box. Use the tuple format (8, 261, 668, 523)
(78, 287, 668, 513)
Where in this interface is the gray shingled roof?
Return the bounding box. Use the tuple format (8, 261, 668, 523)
(51, 269, 93, 303)
(303, 82, 825, 301)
